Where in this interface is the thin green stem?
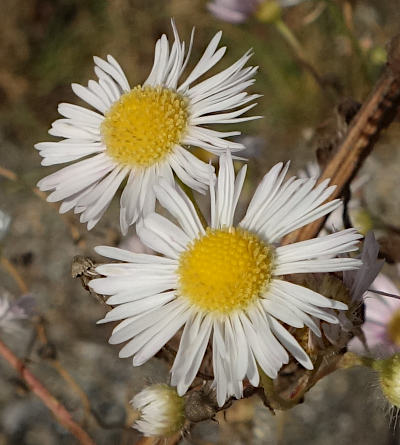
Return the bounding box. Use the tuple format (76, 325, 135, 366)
(275, 19, 305, 60)
(273, 19, 336, 100)
(322, 0, 371, 86)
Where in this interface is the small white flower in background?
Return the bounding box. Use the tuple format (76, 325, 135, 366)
(0, 293, 35, 332)
(0, 210, 11, 241)
(36, 20, 260, 233)
(349, 269, 400, 358)
(207, 0, 307, 24)
(131, 384, 185, 437)
(91, 152, 362, 406)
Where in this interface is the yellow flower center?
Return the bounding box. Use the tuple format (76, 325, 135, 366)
(177, 227, 274, 314)
(388, 310, 400, 347)
(101, 85, 188, 167)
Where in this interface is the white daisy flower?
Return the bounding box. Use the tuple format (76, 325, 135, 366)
(131, 383, 185, 437)
(35, 21, 260, 233)
(91, 153, 362, 406)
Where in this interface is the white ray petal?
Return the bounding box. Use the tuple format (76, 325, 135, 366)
(94, 245, 176, 264)
(154, 179, 205, 239)
(90, 276, 176, 302)
(267, 315, 313, 369)
(276, 229, 363, 263)
(172, 313, 213, 395)
(93, 55, 130, 92)
(240, 162, 290, 231)
(99, 291, 176, 323)
(126, 302, 190, 365)
(136, 219, 181, 260)
(71, 83, 108, 113)
(142, 213, 190, 251)
(109, 299, 183, 344)
(270, 279, 348, 310)
(215, 151, 235, 227)
(178, 31, 224, 91)
(275, 258, 362, 274)
(58, 103, 104, 125)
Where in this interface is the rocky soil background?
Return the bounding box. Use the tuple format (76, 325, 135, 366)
(1, 1, 400, 444)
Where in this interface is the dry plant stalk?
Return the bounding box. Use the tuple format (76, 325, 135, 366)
(0, 338, 97, 445)
(0, 253, 99, 443)
(283, 33, 400, 244)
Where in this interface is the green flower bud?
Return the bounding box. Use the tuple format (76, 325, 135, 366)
(256, 1, 282, 24)
(373, 354, 400, 408)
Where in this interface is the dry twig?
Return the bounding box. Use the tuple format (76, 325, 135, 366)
(0, 338, 97, 445)
(283, 33, 400, 243)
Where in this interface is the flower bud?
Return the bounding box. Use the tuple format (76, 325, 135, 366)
(131, 384, 185, 437)
(351, 208, 373, 235)
(256, 1, 281, 24)
(373, 354, 400, 408)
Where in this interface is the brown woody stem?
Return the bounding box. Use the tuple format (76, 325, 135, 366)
(0, 338, 97, 445)
(283, 33, 400, 244)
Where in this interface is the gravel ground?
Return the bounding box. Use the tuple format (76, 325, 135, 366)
(1, 1, 400, 443)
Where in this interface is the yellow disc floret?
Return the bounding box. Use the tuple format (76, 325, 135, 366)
(177, 227, 274, 314)
(101, 85, 188, 167)
(388, 310, 400, 347)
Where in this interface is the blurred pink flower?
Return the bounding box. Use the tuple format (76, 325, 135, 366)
(349, 273, 400, 357)
(207, 0, 261, 24)
(207, 0, 307, 23)
(0, 293, 35, 332)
